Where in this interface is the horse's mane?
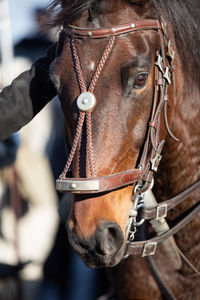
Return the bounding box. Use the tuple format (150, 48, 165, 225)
(152, 0, 200, 86)
(47, 0, 200, 85)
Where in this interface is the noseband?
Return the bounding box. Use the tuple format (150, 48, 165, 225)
(56, 18, 176, 194)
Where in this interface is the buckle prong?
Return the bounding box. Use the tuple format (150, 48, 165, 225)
(150, 153, 162, 172)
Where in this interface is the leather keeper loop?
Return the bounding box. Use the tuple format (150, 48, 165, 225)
(149, 121, 158, 128)
(164, 94, 169, 102)
(142, 172, 153, 184)
(155, 78, 164, 86)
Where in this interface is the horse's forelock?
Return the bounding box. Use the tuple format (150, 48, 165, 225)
(128, 0, 148, 6)
(46, 0, 148, 27)
(46, 0, 96, 26)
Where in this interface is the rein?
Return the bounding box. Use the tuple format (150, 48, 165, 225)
(56, 19, 200, 260)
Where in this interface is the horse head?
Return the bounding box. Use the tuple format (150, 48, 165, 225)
(50, 0, 178, 268)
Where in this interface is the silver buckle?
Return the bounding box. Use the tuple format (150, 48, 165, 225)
(142, 242, 157, 257)
(56, 179, 99, 192)
(156, 204, 168, 220)
(150, 153, 162, 172)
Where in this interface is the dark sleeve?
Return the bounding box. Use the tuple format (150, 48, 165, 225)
(0, 44, 57, 141)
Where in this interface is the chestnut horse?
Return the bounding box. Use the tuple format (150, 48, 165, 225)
(48, 0, 200, 298)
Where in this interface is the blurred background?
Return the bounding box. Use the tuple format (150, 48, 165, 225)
(0, 0, 109, 299)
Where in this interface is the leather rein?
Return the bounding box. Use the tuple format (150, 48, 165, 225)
(56, 19, 200, 258)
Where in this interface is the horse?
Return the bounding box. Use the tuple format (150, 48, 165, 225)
(47, 0, 200, 298)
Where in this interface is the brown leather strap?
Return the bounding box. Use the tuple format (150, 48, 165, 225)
(127, 201, 200, 256)
(56, 168, 142, 193)
(63, 20, 161, 38)
(142, 180, 200, 220)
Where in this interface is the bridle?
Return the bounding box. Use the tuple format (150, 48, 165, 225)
(56, 18, 200, 259)
(56, 19, 167, 193)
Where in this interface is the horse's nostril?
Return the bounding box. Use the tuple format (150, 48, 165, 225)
(96, 221, 124, 256)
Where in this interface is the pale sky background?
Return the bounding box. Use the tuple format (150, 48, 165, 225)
(9, 0, 50, 44)
(0, 0, 52, 86)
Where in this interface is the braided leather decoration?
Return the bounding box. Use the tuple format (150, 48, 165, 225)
(86, 111, 96, 177)
(70, 35, 86, 93)
(60, 35, 116, 179)
(60, 111, 85, 179)
(88, 36, 116, 93)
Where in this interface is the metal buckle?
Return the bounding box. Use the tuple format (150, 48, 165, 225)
(154, 54, 164, 74)
(167, 40, 175, 61)
(161, 20, 167, 35)
(150, 153, 162, 172)
(132, 184, 145, 227)
(163, 67, 171, 84)
(142, 242, 157, 257)
(56, 179, 99, 192)
(156, 204, 168, 220)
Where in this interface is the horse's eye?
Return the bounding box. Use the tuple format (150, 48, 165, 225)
(133, 73, 148, 89)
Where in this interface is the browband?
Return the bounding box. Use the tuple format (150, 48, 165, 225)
(63, 19, 161, 38)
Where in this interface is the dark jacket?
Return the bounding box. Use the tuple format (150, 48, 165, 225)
(0, 44, 57, 141)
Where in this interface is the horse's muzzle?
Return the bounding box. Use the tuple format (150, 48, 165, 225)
(66, 220, 125, 268)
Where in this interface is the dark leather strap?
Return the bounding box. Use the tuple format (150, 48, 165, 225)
(142, 180, 200, 220)
(127, 201, 200, 256)
(63, 20, 161, 38)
